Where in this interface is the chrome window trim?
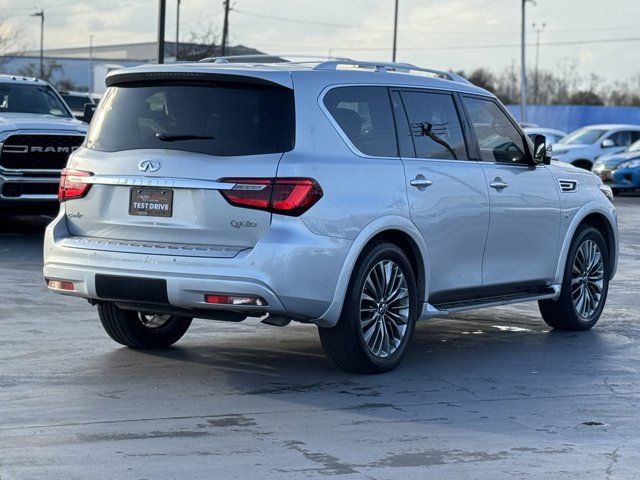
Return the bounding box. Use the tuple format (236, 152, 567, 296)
(317, 82, 494, 161)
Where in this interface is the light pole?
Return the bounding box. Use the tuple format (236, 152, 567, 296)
(520, 0, 535, 123)
(392, 0, 399, 62)
(158, 0, 166, 63)
(30, 9, 44, 79)
(532, 22, 546, 105)
(175, 0, 181, 61)
(221, 0, 230, 56)
(89, 34, 94, 93)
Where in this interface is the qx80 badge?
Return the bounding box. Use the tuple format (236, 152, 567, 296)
(138, 160, 161, 172)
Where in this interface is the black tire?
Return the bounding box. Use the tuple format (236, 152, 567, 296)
(612, 188, 621, 196)
(538, 226, 609, 331)
(318, 242, 418, 374)
(97, 302, 192, 348)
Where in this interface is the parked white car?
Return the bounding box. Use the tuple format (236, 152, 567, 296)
(551, 124, 640, 170)
(524, 127, 567, 147)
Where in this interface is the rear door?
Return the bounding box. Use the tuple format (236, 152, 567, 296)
(64, 74, 295, 250)
(461, 95, 561, 287)
(394, 89, 490, 299)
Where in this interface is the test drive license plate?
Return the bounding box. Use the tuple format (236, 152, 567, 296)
(129, 187, 173, 217)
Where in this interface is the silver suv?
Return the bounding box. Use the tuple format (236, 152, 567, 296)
(43, 58, 618, 373)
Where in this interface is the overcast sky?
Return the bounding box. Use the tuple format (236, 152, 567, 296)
(2, 0, 639, 82)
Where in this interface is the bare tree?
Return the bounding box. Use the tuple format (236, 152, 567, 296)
(179, 22, 221, 62)
(457, 59, 638, 107)
(15, 59, 80, 90)
(0, 15, 24, 69)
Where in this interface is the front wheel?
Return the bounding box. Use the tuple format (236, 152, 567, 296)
(98, 302, 192, 348)
(539, 226, 609, 331)
(318, 242, 418, 374)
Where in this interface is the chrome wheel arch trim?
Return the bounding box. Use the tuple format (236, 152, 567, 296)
(552, 202, 618, 286)
(313, 215, 430, 328)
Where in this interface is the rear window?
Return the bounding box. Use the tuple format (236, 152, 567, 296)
(85, 81, 295, 156)
(323, 86, 398, 157)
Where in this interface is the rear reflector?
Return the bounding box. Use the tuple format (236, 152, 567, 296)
(47, 279, 75, 291)
(58, 169, 92, 202)
(219, 178, 323, 216)
(204, 294, 267, 307)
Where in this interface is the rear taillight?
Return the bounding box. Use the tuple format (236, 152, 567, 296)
(220, 178, 323, 216)
(58, 169, 92, 202)
(204, 294, 267, 307)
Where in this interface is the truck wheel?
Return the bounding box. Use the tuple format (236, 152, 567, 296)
(318, 242, 418, 374)
(539, 226, 609, 331)
(98, 302, 192, 348)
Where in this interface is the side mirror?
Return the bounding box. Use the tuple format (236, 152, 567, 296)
(601, 138, 615, 148)
(533, 134, 551, 165)
(81, 103, 96, 124)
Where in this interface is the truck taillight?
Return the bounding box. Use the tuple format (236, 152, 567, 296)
(220, 178, 323, 216)
(58, 169, 92, 202)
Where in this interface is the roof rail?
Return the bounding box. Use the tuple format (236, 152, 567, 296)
(313, 60, 470, 84)
(198, 54, 351, 64)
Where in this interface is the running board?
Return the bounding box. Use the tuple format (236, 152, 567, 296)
(420, 286, 560, 319)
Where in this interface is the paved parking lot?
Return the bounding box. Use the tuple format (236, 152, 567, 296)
(1, 196, 639, 480)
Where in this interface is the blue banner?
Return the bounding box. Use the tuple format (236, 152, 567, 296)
(506, 105, 640, 134)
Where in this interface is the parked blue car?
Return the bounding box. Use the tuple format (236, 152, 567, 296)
(611, 158, 640, 194)
(592, 139, 640, 185)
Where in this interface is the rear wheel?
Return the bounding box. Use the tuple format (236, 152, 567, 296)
(98, 302, 192, 348)
(318, 242, 418, 374)
(539, 226, 609, 331)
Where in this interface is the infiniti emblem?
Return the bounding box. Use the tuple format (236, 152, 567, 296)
(138, 160, 161, 173)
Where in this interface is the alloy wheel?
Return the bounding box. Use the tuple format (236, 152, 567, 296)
(139, 313, 172, 329)
(571, 239, 605, 318)
(359, 260, 410, 358)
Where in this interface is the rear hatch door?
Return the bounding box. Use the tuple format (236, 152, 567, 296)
(64, 70, 295, 251)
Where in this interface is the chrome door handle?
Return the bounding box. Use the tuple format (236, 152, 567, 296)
(410, 179, 433, 188)
(490, 181, 509, 190)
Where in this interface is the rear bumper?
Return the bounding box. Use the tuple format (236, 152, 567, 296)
(43, 212, 352, 323)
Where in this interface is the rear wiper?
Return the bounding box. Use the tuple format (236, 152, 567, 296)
(155, 132, 215, 142)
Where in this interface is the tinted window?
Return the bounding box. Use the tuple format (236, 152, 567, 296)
(86, 81, 294, 156)
(464, 97, 527, 164)
(62, 94, 92, 110)
(0, 83, 70, 117)
(560, 128, 607, 145)
(401, 91, 468, 160)
(323, 86, 397, 157)
(609, 130, 634, 147)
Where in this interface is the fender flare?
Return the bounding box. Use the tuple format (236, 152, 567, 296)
(314, 215, 429, 328)
(553, 201, 618, 284)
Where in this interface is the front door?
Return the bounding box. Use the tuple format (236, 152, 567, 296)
(462, 95, 561, 287)
(393, 89, 490, 299)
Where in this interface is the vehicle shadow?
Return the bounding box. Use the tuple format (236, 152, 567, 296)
(97, 309, 618, 424)
(0, 215, 51, 235)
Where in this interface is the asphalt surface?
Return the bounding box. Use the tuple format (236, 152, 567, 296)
(1, 195, 639, 480)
